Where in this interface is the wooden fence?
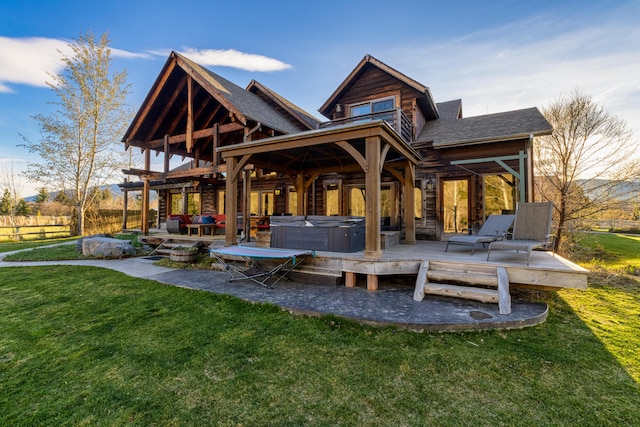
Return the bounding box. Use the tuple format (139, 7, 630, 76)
(0, 215, 72, 241)
(0, 210, 153, 240)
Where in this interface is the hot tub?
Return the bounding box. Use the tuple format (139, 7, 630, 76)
(269, 215, 365, 252)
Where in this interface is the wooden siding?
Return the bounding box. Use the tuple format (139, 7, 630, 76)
(338, 65, 424, 126)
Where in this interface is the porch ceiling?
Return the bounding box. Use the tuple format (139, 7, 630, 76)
(217, 120, 422, 176)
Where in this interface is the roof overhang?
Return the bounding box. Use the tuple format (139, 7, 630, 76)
(218, 120, 422, 175)
(432, 131, 550, 149)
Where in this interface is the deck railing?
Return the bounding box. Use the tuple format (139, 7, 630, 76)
(319, 108, 413, 142)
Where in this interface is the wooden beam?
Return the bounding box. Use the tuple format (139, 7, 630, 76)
(136, 122, 244, 150)
(212, 123, 219, 166)
(146, 77, 187, 142)
(230, 154, 252, 181)
(334, 140, 367, 172)
(123, 165, 223, 180)
(125, 59, 177, 148)
(379, 143, 391, 173)
(186, 75, 193, 153)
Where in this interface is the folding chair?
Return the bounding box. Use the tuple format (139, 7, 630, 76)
(444, 214, 515, 255)
(487, 202, 555, 265)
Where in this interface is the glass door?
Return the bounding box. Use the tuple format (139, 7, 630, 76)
(442, 179, 469, 233)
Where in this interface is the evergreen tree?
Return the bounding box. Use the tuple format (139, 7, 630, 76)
(0, 189, 11, 215)
(15, 199, 30, 216)
(35, 187, 49, 203)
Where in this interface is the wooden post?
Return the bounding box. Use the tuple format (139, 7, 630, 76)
(243, 168, 251, 239)
(225, 156, 238, 246)
(296, 173, 305, 215)
(404, 163, 416, 245)
(364, 135, 382, 259)
(163, 134, 170, 173)
(141, 149, 151, 235)
(212, 123, 219, 166)
(345, 271, 356, 288)
(141, 179, 150, 235)
(122, 188, 128, 230)
(182, 186, 188, 215)
(366, 274, 378, 291)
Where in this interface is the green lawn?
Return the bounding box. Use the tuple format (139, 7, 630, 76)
(0, 237, 78, 253)
(572, 232, 640, 271)
(1, 264, 638, 426)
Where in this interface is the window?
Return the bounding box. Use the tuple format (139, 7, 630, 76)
(325, 184, 340, 216)
(414, 186, 422, 220)
(442, 179, 469, 233)
(484, 174, 516, 217)
(348, 185, 392, 217)
(288, 187, 297, 214)
(170, 191, 200, 215)
(349, 97, 395, 121)
(250, 190, 275, 216)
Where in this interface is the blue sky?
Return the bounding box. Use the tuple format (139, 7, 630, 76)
(1, 0, 639, 196)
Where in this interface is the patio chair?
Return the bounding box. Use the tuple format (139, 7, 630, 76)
(486, 202, 555, 265)
(444, 214, 515, 255)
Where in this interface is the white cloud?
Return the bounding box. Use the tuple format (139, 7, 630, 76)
(0, 36, 71, 92)
(176, 48, 292, 72)
(381, 8, 640, 137)
(0, 36, 150, 93)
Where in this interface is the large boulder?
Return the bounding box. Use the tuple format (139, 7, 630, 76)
(75, 234, 111, 252)
(81, 237, 136, 258)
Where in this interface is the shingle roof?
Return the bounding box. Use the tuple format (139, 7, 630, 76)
(435, 99, 463, 120)
(247, 80, 321, 130)
(177, 53, 302, 135)
(415, 107, 552, 147)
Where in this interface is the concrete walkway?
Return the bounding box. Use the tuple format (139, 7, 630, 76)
(0, 246, 548, 331)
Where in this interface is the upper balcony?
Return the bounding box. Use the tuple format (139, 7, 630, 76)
(318, 108, 413, 143)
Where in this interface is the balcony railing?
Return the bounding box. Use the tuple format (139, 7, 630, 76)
(319, 108, 413, 142)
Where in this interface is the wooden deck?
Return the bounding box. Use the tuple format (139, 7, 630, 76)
(138, 230, 588, 293)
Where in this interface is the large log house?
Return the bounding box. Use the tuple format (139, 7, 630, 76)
(121, 52, 552, 259)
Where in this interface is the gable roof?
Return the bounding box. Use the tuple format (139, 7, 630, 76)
(246, 80, 321, 131)
(318, 54, 439, 120)
(435, 99, 463, 120)
(416, 107, 552, 148)
(176, 53, 302, 135)
(122, 51, 302, 146)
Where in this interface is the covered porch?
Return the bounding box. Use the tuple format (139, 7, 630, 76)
(218, 120, 422, 266)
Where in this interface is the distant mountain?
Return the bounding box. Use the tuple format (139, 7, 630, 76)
(23, 183, 126, 203)
(576, 179, 640, 201)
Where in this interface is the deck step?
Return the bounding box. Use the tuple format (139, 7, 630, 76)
(426, 270, 498, 287)
(414, 260, 511, 314)
(422, 283, 499, 304)
(148, 238, 201, 256)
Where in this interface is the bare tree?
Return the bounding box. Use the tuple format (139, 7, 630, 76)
(21, 31, 131, 235)
(535, 89, 639, 250)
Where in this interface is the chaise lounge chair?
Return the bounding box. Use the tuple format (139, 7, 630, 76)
(486, 202, 555, 265)
(444, 214, 515, 255)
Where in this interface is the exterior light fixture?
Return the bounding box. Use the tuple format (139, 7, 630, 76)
(274, 187, 283, 196)
(426, 178, 434, 190)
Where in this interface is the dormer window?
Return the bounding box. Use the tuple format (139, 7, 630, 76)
(349, 97, 395, 118)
